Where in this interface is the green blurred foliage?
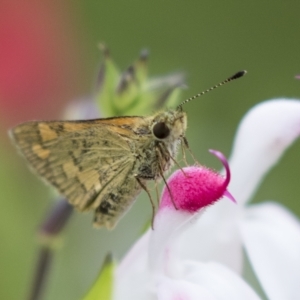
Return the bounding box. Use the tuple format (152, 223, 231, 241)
(1, 1, 300, 299)
(82, 254, 114, 300)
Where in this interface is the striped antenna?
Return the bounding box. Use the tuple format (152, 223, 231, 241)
(176, 70, 247, 110)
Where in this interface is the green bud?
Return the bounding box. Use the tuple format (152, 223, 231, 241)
(82, 253, 114, 300)
(95, 45, 185, 117)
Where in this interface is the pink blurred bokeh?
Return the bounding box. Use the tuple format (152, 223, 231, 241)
(0, 0, 82, 132)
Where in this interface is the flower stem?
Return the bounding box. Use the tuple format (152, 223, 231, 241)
(27, 198, 73, 300)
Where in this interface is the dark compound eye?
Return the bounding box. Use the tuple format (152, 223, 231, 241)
(153, 122, 170, 139)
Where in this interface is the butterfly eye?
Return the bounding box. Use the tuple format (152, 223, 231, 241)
(153, 122, 170, 139)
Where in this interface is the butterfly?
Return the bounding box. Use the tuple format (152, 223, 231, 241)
(10, 71, 246, 229)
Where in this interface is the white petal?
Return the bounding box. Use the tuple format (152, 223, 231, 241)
(156, 277, 216, 300)
(114, 231, 152, 300)
(183, 261, 262, 300)
(149, 207, 194, 274)
(115, 208, 199, 299)
(228, 99, 300, 204)
(241, 202, 300, 300)
(179, 201, 244, 273)
(117, 230, 150, 278)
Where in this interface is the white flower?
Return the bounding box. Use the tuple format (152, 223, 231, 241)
(114, 99, 300, 300)
(115, 154, 260, 299)
(180, 99, 300, 299)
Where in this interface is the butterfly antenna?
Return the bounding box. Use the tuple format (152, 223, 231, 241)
(176, 70, 247, 110)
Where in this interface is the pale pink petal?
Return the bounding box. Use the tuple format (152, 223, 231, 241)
(114, 232, 151, 300)
(182, 261, 262, 300)
(241, 202, 300, 300)
(229, 99, 300, 205)
(117, 230, 149, 278)
(149, 205, 197, 275)
(156, 277, 216, 300)
(179, 201, 244, 273)
(156, 261, 262, 300)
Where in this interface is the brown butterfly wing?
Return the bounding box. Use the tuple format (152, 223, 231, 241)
(10, 119, 143, 228)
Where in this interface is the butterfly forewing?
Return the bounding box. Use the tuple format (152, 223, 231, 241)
(11, 119, 143, 228)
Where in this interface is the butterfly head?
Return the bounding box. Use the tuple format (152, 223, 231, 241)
(151, 109, 187, 143)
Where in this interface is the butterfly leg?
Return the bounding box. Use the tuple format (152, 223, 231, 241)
(135, 176, 156, 229)
(180, 137, 189, 166)
(158, 164, 178, 210)
(182, 136, 199, 165)
(155, 145, 178, 210)
(155, 179, 160, 206)
(168, 152, 187, 176)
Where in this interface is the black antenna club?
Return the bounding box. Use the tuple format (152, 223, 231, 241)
(176, 70, 247, 110)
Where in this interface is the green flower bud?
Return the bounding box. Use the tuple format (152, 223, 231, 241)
(95, 45, 184, 117)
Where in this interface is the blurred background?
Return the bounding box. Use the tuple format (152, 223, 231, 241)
(1, 1, 300, 299)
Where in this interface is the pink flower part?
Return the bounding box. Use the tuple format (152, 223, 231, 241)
(160, 150, 235, 212)
(295, 75, 300, 79)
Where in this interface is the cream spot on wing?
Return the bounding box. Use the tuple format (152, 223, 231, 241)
(63, 122, 87, 132)
(62, 161, 79, 178)
(77, 170, 100, 191)
(94, 182, 102, 191)
(38, 123, 58, 141)
(32, 144, 50, 159)
(72, 196, 83, 208)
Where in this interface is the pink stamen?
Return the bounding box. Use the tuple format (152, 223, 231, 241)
(209, 149, 231, 189)
(160, 150, 235, 212)
(223, 190, 237, 203)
